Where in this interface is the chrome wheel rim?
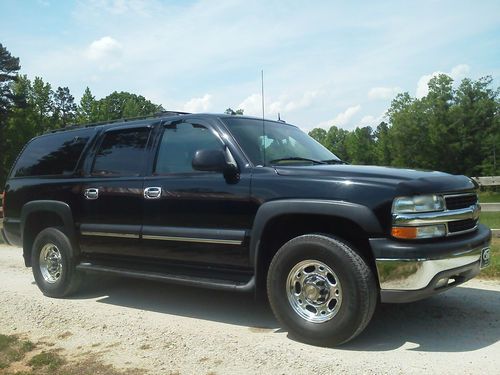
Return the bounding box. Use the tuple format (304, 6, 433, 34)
(286, 259, 342, 323)
(39, 243, 63, 284)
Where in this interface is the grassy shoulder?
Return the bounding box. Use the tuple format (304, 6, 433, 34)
(478, 191, 500, 203)
(480, 212, 500, 229)
(0, 334, 143, 375)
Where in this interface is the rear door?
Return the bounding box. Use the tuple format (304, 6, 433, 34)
(141, 119, 255, 268)
(78, 125, 152, 257)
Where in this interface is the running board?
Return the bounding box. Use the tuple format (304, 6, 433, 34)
(76, 263, 255, 292)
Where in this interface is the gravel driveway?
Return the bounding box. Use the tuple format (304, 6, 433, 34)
(0, 244, 499, 374)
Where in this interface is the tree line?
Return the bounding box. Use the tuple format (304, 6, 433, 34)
(309, 74, 499, 177)
(0, 43, 164, 186)
(1, 42, 499, 187)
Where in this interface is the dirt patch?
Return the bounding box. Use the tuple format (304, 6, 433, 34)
(0, 334, 144, 375)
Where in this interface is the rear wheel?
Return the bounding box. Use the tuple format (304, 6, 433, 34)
(31, 228, 83, 298)
(267, 234, 377, 346)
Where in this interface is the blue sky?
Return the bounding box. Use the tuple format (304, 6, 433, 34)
(1, 0, 499, 131)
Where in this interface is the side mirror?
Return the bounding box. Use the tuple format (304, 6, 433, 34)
(192, 149, 239, 182)
(192, 149, 229, 172)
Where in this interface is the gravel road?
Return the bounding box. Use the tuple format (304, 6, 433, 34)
(0, 244, 499, 374)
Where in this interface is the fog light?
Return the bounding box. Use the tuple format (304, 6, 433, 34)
(391, 224, 446, 239)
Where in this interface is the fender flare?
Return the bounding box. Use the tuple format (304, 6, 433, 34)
(20, 200, 77, 265)
(249, 199, 383, 268)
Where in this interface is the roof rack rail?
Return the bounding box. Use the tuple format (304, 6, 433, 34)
(49, 110, 191, 133)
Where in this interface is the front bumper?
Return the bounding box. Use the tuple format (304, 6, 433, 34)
(370, 224, 491, 303)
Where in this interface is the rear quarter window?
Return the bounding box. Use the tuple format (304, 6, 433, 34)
(11, 129, 94, 178)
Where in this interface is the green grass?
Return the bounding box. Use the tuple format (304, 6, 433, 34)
(480, 238, 500, 279)
(0, 333, 144, 375)
(28, 351, 65, 371)
(480, 212, 500, 229)
(0, 334, 35, 370)
(479, 191, 500, 203)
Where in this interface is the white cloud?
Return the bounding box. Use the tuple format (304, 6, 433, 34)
(277, 90, 320, 113)
(83, 0, 153, 16)
(416, 64, 470, 98)
(238, 90, 321, 118)
(237, 94, 262, 116)
(359, 112, 386, 127)
(316, 105, 361, 129)
(360, 115, 375, 126)
(450, 64, 470, 78)
(368, 86, 401, 100)
(183, 94, 212, 112)
(85, 36, 122, 61)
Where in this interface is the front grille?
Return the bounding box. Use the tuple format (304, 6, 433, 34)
(448, 219, 477, 233)
(445, 194, 478, 210)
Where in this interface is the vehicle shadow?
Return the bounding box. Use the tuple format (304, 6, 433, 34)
(73, 274, 278, 330)
(342, 285, 500, 352)
(72, 276, 500, 352)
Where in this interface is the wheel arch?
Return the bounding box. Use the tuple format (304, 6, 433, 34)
(20, 201, 77, 267)
(250, 200, 383, 296)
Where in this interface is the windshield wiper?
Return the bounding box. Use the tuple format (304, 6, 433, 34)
(322, 159, 348, 165)
(268, 157, 327, 165)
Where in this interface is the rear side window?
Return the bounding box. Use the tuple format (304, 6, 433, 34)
(91, 128, 150, 177)
(12, 130, 93, 177)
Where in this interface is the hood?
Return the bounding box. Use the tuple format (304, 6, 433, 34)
(274, 165, 476, 196)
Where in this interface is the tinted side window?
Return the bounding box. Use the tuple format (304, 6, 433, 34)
(155, 123, 222, 174)
(12, 130, 93, 177)
(92, 128, 150, 177)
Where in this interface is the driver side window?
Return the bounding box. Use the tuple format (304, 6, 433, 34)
(154, 122, 223, 174)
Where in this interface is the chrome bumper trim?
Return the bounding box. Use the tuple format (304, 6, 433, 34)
(376, 246, 483, 290)
(393, 205, 480, 226)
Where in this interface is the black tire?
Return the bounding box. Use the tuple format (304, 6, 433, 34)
(31, 227, 83, 298)
(267, 234, 377, 346)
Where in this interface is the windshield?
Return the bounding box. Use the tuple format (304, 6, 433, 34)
(222, 117, 340, 166)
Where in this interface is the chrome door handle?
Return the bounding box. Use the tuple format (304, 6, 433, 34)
(84, 188, 99, 200)
(144, 187, 162, 199)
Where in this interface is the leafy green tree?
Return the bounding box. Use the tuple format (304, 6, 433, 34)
(308, 128, 327, 146)
(91, 91, 163, 121)
(454, 76, 499, 176)
(31, 76, 53, 131)
(344, 126, 376, 164)
(3, 76, 38, 179)
(77, 87, 96, 123)
(325, 126, 349, 160)
(374, 122, 392, 166)
(0, 43, 21, 187)
(53, 86, 77, 127)
(225, 108, 244, 115)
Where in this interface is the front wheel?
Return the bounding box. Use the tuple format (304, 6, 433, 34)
(31, 227, 83, 298)
(267, 234, 377, 346)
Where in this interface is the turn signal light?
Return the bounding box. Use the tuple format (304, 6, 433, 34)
(392, 224, 446, 239)
(391, 226, 418, 239)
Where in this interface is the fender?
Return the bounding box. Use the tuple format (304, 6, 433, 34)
(249, 199, 383, 267)
(20, 200, 77, 265)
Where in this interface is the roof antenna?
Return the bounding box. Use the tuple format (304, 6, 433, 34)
(278, 112, 281, 121)
(261, 69, 266, 166)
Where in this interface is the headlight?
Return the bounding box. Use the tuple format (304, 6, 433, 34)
(392, 195, 445, 213)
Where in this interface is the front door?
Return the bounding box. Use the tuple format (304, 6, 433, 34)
(79, 125, 151, 257)
(141, 120, 255, 269)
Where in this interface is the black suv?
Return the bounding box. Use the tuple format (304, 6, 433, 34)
(1, 113, 492, 346)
